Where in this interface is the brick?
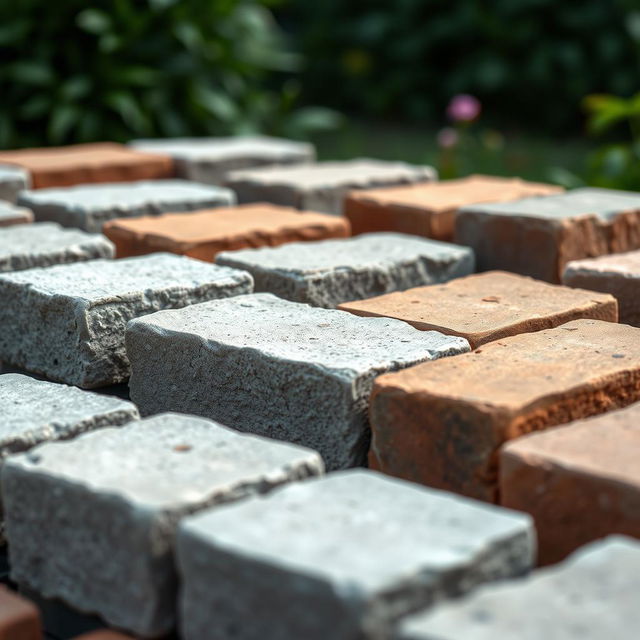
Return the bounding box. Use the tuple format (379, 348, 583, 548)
(130, 136, 315, 184)
(455, 187, 640, 282)
(339, 271, 617, 348)
(0, 201, 33, 227)
(0, 164, 30, 203)
(370, 319, 640, 502)
(0, 253, 252, 387)
(225, 159, 437, 214)
(345, 174, 562, 240)
(0, 585, 41, 640)
(103, 203, 349, 260)
(501, 403, 640, 565)
(0, 222, 114, 273)
(396, 536, 640, 640)
(177, 470, 534, 640)
(126, 293, 469, 469)
(3, 413, 323, 637)
(18, 179, 235, 233)
(0, 142, 173, 189)
(72, 633, 136, 640)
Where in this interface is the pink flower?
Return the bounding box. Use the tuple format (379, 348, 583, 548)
(437, 127, 459, 149)
(447, 94, 481, 122)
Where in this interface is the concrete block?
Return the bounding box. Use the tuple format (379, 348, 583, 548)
(0, 201, 33, 227)
(0, 164, 30, 203)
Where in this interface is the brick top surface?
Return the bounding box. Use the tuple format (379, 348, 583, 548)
(564, 250, 640, 277)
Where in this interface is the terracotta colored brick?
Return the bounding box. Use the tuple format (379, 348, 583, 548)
(500, 403, 640, 565)
(72, 633, 136, 640)
(370, 319, 640, 503)
(455, 187, 640, 283)
(0, 585, 41, 640)
(345, 174, 562, 240)
(102, 203, 349, 260)
(339, 271, 617, 349)
(0, 202, 33, 227)
(0, 143, 174, 189)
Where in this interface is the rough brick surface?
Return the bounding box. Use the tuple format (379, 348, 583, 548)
(0, 201, 33, 227)
(130, 136, 315, 184)
(0, 253, 252, 387)
(0, 585, 41, 640)
(103, 203, 350, 260)
(345, 175, 563, 240)
(370, 319, 640, 502)
(396, 536, 640, 640)
(0, 222, 114, 273)
(225, 159, 437, 214)
(0, 164, 30, 203)
(217, 233, 474, 308)
(72, 632, 136, 640)
(340, 271, 617, 348)
(177, 470, 534, 640)
(455, 187, 640, 282)
(127, 293, 469, 469)
(18, 179, 235, 233)
(3, 413, 323, 637)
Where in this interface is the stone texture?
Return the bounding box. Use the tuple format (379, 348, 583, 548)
(0, 222, 114, 273)
(127, 293, 470, 469)
(396, 536, 640, 640)
(103, 203, 350, 260)
(501, 403, 640, 565)
(455, 187, 640, 282)
(0, 585, 41, 640)
(225, 159, 437, 214)
(370, 319, 640, 502)
(3, 413, 323, 638)
(217, 233, 474, 308)
(0, 253, 252, 387)
(0, 142, 174, 189)
(345, 175, 563, 240)
(18, 179, 235, 233)
(0, 164, 30, 203)
(130, 136, 315, 184)
(177, 470, 534, 640)
(339, 271, 617, 348)
(0, 201, 33, 227)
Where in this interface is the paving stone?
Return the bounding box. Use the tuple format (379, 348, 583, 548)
(0, 164, 30, 203)
(130, 136, 315, 184)
(455, 187, 640, 282)
(370, 319, 640, 502)
(396, 536, 640, 640)
(345, 175, 563, 240)
(0, 201, 33, 227)
(0, 142, 174, 189)
(216, 233, 474, 308)
(103, 203, 350, 260)
(3, 413, 324, 638)
(0, 253, 253, 388)
(0, 222, 114, 273)
(126, 293, 470, 469)
(18, 179, 235, 233)
(0, 584, 41, 640)
(225, 159, 437, 214)
(339, 271, 617, 348)
(177, 470, 534, 640)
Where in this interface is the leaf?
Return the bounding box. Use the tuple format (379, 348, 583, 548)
(8, 61, 54, 86)
(48, 104, 79, 143)
(106, 92, 149, 132)
(194, 86, 239, 123)
(76, 9, 111, 35)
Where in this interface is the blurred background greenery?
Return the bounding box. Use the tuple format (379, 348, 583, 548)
(1, 0, 639, 188)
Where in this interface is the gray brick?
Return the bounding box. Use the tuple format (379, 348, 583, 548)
(0, 164, 30, 203)
(0, 201, 33, 227)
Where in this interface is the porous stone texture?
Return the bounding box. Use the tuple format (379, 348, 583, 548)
(130, 136, 315, 184)
(103, 203, 350, 260)
(217, 233, 474, 308)
(0, 143, 173, 189)
(0, 585, 41, 640)
(0, 201, 33, 227)
(370, 319, 640, 502)
(396, 536, 640, 640)
(0, 164, 30, 203)
(0, 253, 253, 388)
(345, 175, 563, 241)
(339, 271, 617, 348)
(3, 413, 323, 638)
(501, 403, 640, 565)
(563, 250, 640, 326)
(177, 470, 534, 640)
(127, 293, 470, 469)
(455, 187, 640, 282)
(18, 180, 235, 233)
(0, 222, 114, 273)
(225, 159, 437, 214)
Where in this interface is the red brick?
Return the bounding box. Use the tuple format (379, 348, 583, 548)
(0, 586, 41, 640)
(72, 632, 137, 640)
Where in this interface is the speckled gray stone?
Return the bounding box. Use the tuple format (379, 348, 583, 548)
(3, 413, 323, 638)
(0, 253, 253, 387)
(216, 232, 475, 307)
(17, 180, 236, 232)
(0, 201, 33, 227)
(0, 222, 113, 272)
(225, 159, 437, 214)
(130, 136, 315, 185)
(0, 164, 30, 203)
(396, 536, 640, 640)
(127, 293, 470, 469)
(177, 470, 535, 640)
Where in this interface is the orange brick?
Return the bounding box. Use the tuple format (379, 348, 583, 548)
(0, 586, 41, 640)
(72, 632, 137, 640)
